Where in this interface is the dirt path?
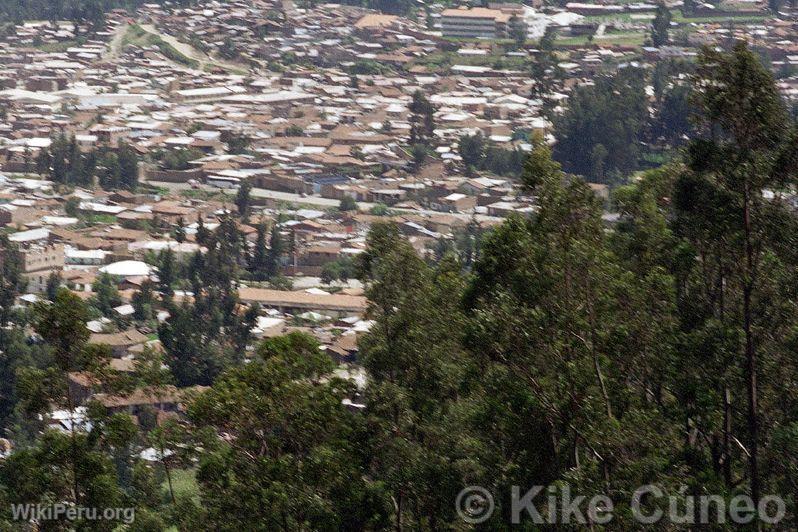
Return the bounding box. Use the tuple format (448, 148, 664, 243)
(103, 23, 130, 61)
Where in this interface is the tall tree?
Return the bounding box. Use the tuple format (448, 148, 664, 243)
(235, 180, 252, 221)
(189, 332, 391, 530)
(508, 15, 526, 49)
(249, 220, 270, 281)
(118, 141, 139, 191)
(265, 224, 284, 279)
(553, 68, 648, 181)
(678, 41, 798, 508)
(409, 90, 435, 146)
(651, 3, 672, 47)
(357, 224, 474, 529)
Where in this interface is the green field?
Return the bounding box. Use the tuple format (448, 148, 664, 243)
(163, 467, 200, 502)
(555, 32, 647, 47)
(673, 11, 768, 23)
(122, 24, 199, 69)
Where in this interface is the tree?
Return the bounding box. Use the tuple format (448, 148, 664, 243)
(265, 224, 284, 279)
(651, 3, 672, 47)
(508, 15, 526, 49)
(458, 132, 485, 169)
(132, 279, 156, 321)
(219, 36, 238, 59)
(249, 220, 270, 281)
(158, 248, 176, 297)
(35, 145, 51, 176)
(370, 203, 389, 216)
(235, 180, 252, 220)
(0, 235, 25, 325)
(410, 143, 427, 170)
(159, 299, 226, 387)
(91, 272, 122, 317)
(64, 196, 80, 217)
(409, 90, 435, 145)
(31, 289, 92, 503)
(678, 41, 798, 508)
(195, 214, 211, 246)
(188, 332, 392, 530)
(45, 271, 61, 302)
(339, 195, 358, 212)
(553, 67, 648, 181)
(654, 83, 694, 145)
(224, 131, 250, 154)
(174, 216, 187, 243)
(530, 27, 560, 99)
(118, 141, 139, 190)
(357, 225, 479, 528)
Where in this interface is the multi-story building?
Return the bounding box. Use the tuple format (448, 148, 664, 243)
(0, 243, 65, 293)
(441, 7, 513, 39)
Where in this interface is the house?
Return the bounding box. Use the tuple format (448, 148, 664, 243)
(93, 385, 207, 418)
(436, 193, 477, 213)
(238, 288, 367, 318)
(89, 329, 149, 357)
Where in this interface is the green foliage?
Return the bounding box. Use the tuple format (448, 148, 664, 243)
(370, 202, 389, 216)
(160, 148, 202, 171)
(508, 14, 526, 49)
(0, 234, 26, 324)
(651, 3, 672, 47)
(409, 90, 435, 146)
(320, 255, 356, 285)
(284, 124, 304, 137)
(132, 279, 156, 321)
(553, 67, 648, 182)
(90, 273, 122, 318)
(458, 132, 526, 177)
(188, 332, 391, 530)
(234, 179, 252, 219)
(338, 195, 358, 212)
(348, 59, 388, 75)
(39, 134, 139, 190)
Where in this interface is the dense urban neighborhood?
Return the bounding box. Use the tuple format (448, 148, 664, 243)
(0, 0, 797, 529)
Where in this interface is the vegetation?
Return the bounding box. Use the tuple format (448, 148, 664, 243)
(2, 41, 798, 530)
(36, 133, 139, 190)
(458, 132, 526, 177)
(651, 3, 672, 46)
(123, 24, 199, 68)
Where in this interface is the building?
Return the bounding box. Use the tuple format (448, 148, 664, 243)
(238, 288, 367, 318)
(441, 7, 512, 39)
(0, 243, 65, 293)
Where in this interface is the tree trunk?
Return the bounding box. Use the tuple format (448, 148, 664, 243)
(162, 439, 176, 505)
(723, 386, 732, 488)
(742, 186, 760, 509)
(67, 386, 80, 505)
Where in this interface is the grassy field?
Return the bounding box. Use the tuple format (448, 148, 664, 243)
(163, 467, 200, 502)
(33, 39, 80, 52)
(555, 32, 647, 47)
(418, 50, 530, 69)
(672, 12, 767, 23)
(122, 24, 199, 69)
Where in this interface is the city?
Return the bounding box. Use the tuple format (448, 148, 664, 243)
(0, 0, 797, 528)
